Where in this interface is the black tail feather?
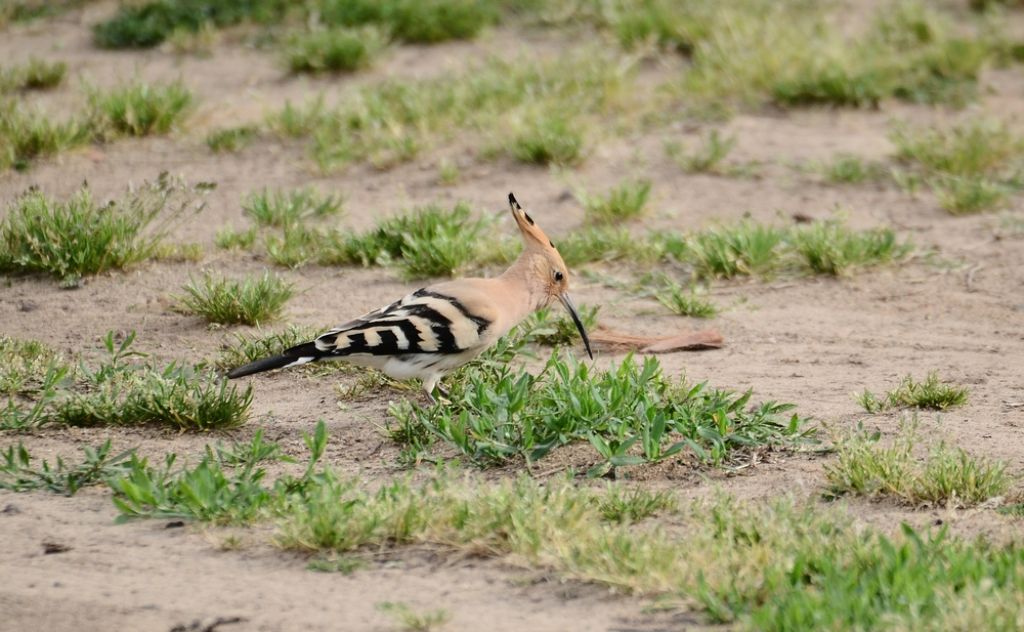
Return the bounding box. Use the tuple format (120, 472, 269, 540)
(226, 342, 321, 379)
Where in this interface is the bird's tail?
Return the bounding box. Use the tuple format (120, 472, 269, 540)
(226, 341, 323, 379)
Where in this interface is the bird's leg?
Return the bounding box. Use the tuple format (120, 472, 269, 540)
(435, 383, 450, 399)
(423, 375, 440, 406)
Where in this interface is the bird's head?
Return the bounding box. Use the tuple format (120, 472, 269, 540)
(508, 192, 592, 359)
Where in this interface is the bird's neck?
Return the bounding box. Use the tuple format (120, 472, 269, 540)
(497, 252, 549, 319)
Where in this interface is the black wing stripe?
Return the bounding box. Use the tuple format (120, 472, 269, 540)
(401, 304, 459, 353)
(413, 289, 491, 334)
(317, 289, 492, 357)
(328, 319, 426, 356)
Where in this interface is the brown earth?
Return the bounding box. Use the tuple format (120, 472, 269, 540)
(2, 2, 1024, 631)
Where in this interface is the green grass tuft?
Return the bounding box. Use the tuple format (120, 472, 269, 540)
(176, 271, 294, 326)
(324, 202, 493, 279)
(555, 226, 654, 267)
(825, 419, 1009, 507)
(284, 27, 387, 74)
(3, 331, 252, 431)
(682, 0, 995, 110)
(857, 372, 969, 412)
(206, 125, 259, 153)
(307, 555, 365, 574)
(597, 485, 677, 523)
(271, 54, 626, 170)
(892, 119, 1024, 214)
(0, 102, 89, 171)
(656, 281, 718, 318)
(0, 57, 67, 93)
(0, 440, 136, 496)
(93, 0, 290, 49)
(0, 175, 207, 285)
(822, 154, 889, 185)
(665, 130, 735, 174)
(87, 79, 193, 137)
(243, 187, 344, 228)
(383, 0, 497, 43)
(581, 179, 651, 224)
(390, 350, 808, 472)
(0, 337, 70, 398)
(934, 175, 1011, 215)
(376, 602, 450, 632)
(509, 110, 584, 166)
(791, 221, 910, 276)
(685, 221, 786, 279)
(892, 119, 1024, 179)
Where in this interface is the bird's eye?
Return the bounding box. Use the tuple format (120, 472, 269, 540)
(553, 270, 564, 282)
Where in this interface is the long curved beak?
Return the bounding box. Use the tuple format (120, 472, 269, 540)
(558, 293, 593, 360)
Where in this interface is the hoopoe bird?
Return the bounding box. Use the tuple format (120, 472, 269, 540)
(227, 193, 592, 403)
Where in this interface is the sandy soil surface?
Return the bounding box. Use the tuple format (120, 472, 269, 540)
(1, 2, 1023, 631)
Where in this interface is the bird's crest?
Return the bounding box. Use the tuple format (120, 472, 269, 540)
(508, 192, 557, 253)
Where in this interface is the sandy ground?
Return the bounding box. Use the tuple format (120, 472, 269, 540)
(2, 2, 1024, 631)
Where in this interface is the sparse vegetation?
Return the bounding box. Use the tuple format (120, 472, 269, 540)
(0, 101, 89, 171)
(93, 0, 499, 50)
(857, 372, 969, 412)
(93, 0, 290, 49)
(176, 271, 295, 326)
(269, 54, 628, 170)
(215, 227, 259, 250)
(597, 485, 677, 523)
(935, 175, 1011, 215)
(892, 119, 1024, 214)
(2, 331, 252, 431)
(1, 0, 97, 24)
(825, 419, 1009, 507)
(791, 221, 909, 276)
(87, 79, 193, 137)
(390, 350, 807, 473)
(656, 281, 717, 318)
(0, 440, 136, 495)
(665, 130, 735, 174)
(679, 0, 996, 110)
(98, 426, 1024, 629)
(0, 175, 208, 285)
(822, 154, 889, 185)
(0, 57, 67, 93)
(581, 179, 651, 224)
(307, 555, 365, 574)
(681, 221, 786, 279)
(509, 110, 585, 166)
(555, 226, 654, 267)
(892, 119, 1024, 179)
(250, 202, 497, 279)
(437, 159, 460, 185)
(376, 602, 450, 632)
(0, 337, 68, 397)
(284, 27, 387, 74)
(243, 188, 344, 228)
(2, 3, 1022, 629)
(206, 125, 259, 153)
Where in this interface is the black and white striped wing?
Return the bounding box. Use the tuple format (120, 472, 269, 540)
(313, 289, 492, 357)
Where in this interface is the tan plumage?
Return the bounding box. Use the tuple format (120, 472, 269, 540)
(227, 193, 592, 403)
